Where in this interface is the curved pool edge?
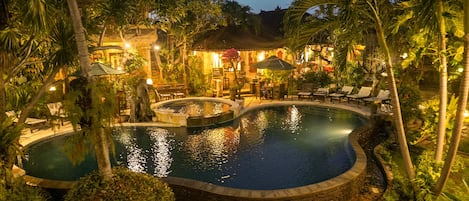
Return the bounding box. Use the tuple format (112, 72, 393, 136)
(165, 124, 372, 201)
(16, 102, 375, 200)
(15, 124, 372, 200)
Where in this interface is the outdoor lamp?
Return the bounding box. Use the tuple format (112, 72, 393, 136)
(153, 45, 160, 50)
(401, 52, 408, 59)
(49, 86, 56, 91)
(146, 78, 153, 85)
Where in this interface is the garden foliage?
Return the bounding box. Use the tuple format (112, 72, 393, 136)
(65, 167, 175, 201)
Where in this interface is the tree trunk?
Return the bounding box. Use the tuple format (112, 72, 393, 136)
(18, 67, 60, 123)
(67, 0, 91, 78)
(154, 26, 164, 81)
(95, 128, 113, 178)
(0, 71, 5, 122)
(435, 0, 448, 163)
(182, 36, 188, 94)
(373, 11, 415, 182)
(67, 0, 112, 179)
(433, 0, 469, 195)
(98, 25, 107, 47)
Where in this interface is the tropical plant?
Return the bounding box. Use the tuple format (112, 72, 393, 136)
(187, 55, 208, 95)
(222, 48, 243, 99)
(221, 0, 261, 34)
(0, 119, 23, 187)
(151, 0, 225, 92)
(285, 0, 416, 188)
(412, 96, 458, 145)
(434, 0, 469, 195)
(397, 0, 463, 163)
(64, 167, 174, 201)
(0, 177, 50, 201)
(0, 0, 67, 190)
(300, 71, 333, 88)
(67, 0, 113, 179)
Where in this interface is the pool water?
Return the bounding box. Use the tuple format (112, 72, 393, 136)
(158, 100, 231, 117)
(22, 105, 366, 190)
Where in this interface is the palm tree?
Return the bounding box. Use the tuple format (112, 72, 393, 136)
(153, 0, 225, 89)
(433, 0, 469, 195)
(0, 0, 49, 186)
(400, 0, 454, 163)
(0, 119, 23, 187)
(18, 18, 78, 124)
(285, 0, 415, 182)
(66, 0, 112, 179)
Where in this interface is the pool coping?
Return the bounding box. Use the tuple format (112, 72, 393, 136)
(16, 101, 373, 200)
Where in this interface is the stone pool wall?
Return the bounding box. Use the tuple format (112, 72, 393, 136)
(152, 97, 240, 127)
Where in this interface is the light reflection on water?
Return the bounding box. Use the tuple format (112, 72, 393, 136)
(282, 105, 302, 134)
(22, 105, 366, 190)
(160, 100, 230, 117)
(116, 130, 146, 173)
(148, 128, 173, 177)
(184, 127, 240, 170)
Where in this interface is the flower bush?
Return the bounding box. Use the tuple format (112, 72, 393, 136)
(222, 48, 243, 99)
(64, 167, 174, 201)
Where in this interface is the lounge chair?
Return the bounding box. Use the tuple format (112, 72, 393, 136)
(154, 85, 173, 101)
(297, 83, 314, 100)
(172, 84, 186, 99)
(313, 87, 329, 101)
(363, 90, 390, 104)
(6, 111, 47, 132)
(47, 102, 67, 126)
(346, 86, 372, 103)
(328, 86, 354, 102)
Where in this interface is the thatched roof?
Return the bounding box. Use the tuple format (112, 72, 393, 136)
(193, 9, 287, 51)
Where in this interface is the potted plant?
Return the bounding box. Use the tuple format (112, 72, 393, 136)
(222, 48, 244, 101)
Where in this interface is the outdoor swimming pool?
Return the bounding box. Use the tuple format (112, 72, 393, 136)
(21, 105, 366, 190)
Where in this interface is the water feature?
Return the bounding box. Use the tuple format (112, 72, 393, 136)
(152, 97, 238, 127)
(21, 105, 366, 191)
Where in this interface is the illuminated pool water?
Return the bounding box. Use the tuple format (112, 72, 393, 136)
(21, 105, 366, 190)
(157, 99, 232, 117)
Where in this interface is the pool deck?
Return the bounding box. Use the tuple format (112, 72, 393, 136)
(19, 96, 376, 146)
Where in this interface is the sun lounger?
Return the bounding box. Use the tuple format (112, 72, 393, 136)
(172, 85, 186, 99)
(347, 86, 372, 103)
(313, 87, 329, 101)
(328, 86, 354, 102)
(6, 111, 47, 132)
(154, 85, 173, 101)
(47, 102, 67, 126)
(363, 90, 390, 104)
(297, 83, 314, 100)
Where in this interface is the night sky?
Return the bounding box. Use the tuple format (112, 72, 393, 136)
(235, 0, 293, 13)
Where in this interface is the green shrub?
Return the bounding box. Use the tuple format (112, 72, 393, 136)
(301, 71, 333, 87)
(0, 178, 50, 201)
(65, 167, 175, 201)
(398, 85, 422, 123)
